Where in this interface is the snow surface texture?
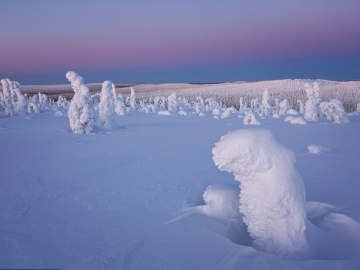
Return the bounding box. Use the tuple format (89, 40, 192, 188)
(212, 129, 308, 258)
(1, 83, 360, 269)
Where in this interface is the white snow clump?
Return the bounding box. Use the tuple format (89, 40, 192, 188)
(243, 113, 260, 125)
(304, 82, 322, 122)
(290, 117, 307, 125)
(212, 129, 308, 257)
(307, 144, 332, 155)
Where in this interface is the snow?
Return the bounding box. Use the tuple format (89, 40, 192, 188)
(1, 88, 360, 269)
(307, 144, 333, 155)
(290, 116, 307, 125)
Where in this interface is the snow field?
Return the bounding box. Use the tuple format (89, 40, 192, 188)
(1, 76, 360, 269)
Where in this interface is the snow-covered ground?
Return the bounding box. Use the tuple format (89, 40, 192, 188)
(1, 107, 360, 269)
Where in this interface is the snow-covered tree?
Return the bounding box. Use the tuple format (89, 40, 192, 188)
(321, 99, 349, 124)
(250, 98, 259, 113)
(12, 81, 28, 115)
(261, 89, 271, 115)
(130, 87, 137, 110)
(239, 97, 246, 113)
(297, 100, 304, 114)
(1, 79, 14, 117)
(112, 83, 126, 116)
(279, 99, 290, 115)
(304, 83, 321, 122)
(212, 129, 308, 257)
(98, 80, 116, 129)
(66, 71, 95, 134)
(168, 93, 180, 112)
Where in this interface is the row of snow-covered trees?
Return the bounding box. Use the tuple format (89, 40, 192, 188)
(0, 78, 54, 117)
(1, 73, 357, 132)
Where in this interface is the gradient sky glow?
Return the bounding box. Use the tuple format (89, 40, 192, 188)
(1, 0, 360, 84)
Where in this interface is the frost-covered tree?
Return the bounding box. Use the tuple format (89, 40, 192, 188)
(304, 83, 322, 122)
(357, 103, 360, 112)
(1, 79, 14, 117)
(212, 129, 308, 257)
(56, 96, 69, 108)
(297, 100, 304, 114)
(261, 89, 271, 115)
(38, 93, 49, 110)
(66, 71, 95, 134)
(168, 93, 180, 112)
(279, 99, 290, 115)
(130, 87, 137, 110)
(112, 83, 126, 116)
(321, 99, 349, 124)
(250, 98, 259, 113)
(274, 99, 279, 114)
(12, 81, 28, 115)
(98, 80, 116, 129)
(239, 97, 246, 113)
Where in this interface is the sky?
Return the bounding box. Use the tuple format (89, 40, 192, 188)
(1, 0, 360, 84)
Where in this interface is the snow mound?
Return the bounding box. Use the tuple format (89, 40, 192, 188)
(199, 112, 206, 117)
(158, 111, 171, 116)
(272, 113, 280, 118)
(178, 110, 188, 116)
(287, 109, 299, 115)
(290, 117, 307, 125)
(307, 144, 332, 155)
(212, 129, 308, 258)
(284, 116, 294, 122)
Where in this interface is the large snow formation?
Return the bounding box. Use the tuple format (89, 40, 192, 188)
(212, 129, 308, 257)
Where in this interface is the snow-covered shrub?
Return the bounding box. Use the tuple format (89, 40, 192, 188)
(357, 103, 360, 112)
(261, 89, 271, 115)
(154, 96, 167, 110)
(1, 79, 14, 117)
(205, 98, 220, 111)
(56, 96, 69, 108)
(66, 71, 95, 134)
(212, 129, 308, 257)
(27, 95, 40, 114)
(38, 93, 50, 110)
(290, 117, 307, 125)
(279, 99, 290, 115)
(243, 113, 260, 125)
(321, 99, 349, 123)
(304, 83, 322, 122)
(193, 96, 206, 113)
(221, 107, 237, 119)
(98, 80, 116, 129)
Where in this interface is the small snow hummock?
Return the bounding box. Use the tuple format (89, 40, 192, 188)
(243, 113, 260, 125)
(158, 111, 171, 116)
(284, 116, 294, 122)
(272, 113, 280, 118)
(290, 117, 307, 125)
(212, 129, 308, 258)
(307, 144, 332, 155)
